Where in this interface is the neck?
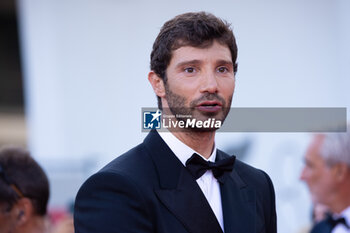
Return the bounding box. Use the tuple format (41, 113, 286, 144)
(329, 179, 350, 214)
(170, 129, 216, 159)
(161, 106, 216, 158)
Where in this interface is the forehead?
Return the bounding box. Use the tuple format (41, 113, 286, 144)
(305, 135, 325, 162)
(169, 41, 232, 65)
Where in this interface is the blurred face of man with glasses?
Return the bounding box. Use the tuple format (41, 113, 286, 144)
(0, 202, 20, 233)
(300, 133, 350, 214)
(0, 163, 31, 233)
(0, 147, 49, 233)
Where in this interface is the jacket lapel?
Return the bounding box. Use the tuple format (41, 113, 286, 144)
(155, 169, 223, 233)
(217, 150, 255, 233)
(144, 130, 223, 233)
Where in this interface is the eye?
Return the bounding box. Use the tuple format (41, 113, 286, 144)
(305, 160, 313, 169)
(184, 67, 196, 73)
(217, 66, 229, 73)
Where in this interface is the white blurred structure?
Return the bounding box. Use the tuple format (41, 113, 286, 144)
(17, 1, 350, 232)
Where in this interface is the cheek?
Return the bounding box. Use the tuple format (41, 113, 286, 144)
(304, 168, 321, 188)
(320, 174, 336, 191)
(311, 172, 335, 199)
(220, 79, 235, 94)
(0, 216, 12, 232)
(168, 81, 194, 98)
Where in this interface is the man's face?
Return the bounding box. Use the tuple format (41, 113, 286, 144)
(300, 135, 337, 205)
(162, 40, 235, 128)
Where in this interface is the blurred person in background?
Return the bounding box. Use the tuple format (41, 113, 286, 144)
(0, 146, 49, 233)
(300, 130, 350, 233)
(0, 146, 74, 233)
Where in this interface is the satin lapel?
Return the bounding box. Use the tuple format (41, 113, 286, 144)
(144, 131, 223, 233)
(155, 168, 223, 233)
(217, 150, 255, 233)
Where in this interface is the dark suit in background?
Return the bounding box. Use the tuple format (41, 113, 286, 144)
(74, 130, 277, 233)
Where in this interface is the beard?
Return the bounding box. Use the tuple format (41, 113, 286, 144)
(164, 84, 232, 131)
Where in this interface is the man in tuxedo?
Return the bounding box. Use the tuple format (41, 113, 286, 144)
(74, 12, 277, 233)
(300, 131, 350, 233)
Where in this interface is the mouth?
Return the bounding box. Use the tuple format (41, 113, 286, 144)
(196, 101, 222, 113)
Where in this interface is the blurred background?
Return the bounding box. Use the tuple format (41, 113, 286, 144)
(0, 0, 349, 232)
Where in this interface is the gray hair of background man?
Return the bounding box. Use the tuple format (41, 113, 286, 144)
(319, 128, 350, 167)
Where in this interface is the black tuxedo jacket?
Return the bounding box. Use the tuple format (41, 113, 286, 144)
(310, 220, 333, 233)
(74, 130, 277, 233)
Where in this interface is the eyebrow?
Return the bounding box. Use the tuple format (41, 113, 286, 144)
(175, 59, 233, 69)
(216, 60, 234, 67)
(175, 60, 202, 69)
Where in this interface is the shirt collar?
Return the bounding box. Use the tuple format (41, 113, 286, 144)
(158, 130, 217, 166)
(339, 206, 350, 225)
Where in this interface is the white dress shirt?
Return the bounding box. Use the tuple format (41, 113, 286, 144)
(158, 131, 224, 231)
(333, 206, 350, 233)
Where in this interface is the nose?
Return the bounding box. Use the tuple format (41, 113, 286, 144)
(199, 71, 218, 94)
(300, 167, 307, 181)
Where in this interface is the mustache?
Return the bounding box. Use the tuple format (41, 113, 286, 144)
(190, 93, 226, 107)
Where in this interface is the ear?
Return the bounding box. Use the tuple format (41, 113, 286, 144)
(148, 71, 166, 98)
(13, 198, 33, 227)
(334, 163, 349, 182)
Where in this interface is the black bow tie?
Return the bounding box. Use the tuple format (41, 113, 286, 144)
(311, 215, 349, 233)
(185, 153, 235, 183)
(328, 216, 349, 229)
